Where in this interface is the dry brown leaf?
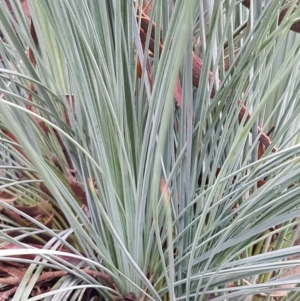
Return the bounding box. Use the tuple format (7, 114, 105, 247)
(0, 192, 20, 210)
(67, 169, 87, 206)
(0, 190, 19, 204)
(272, 265, 300, 297)
(174, 78, 182, 108)
(14, 203, 50, 217)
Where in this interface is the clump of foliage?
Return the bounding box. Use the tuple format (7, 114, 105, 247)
(1, 0, 300, 300)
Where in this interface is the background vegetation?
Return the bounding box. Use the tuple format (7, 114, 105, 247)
(1, 0, 300, 300)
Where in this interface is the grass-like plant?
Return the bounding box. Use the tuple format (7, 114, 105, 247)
(1, 0, 300, 300)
